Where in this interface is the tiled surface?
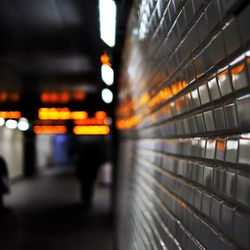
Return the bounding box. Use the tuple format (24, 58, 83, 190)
(116, 0, 250, 249)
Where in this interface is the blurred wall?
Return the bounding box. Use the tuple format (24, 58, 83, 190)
(35, 134, 54, 168)
(0, 126, 24, 180)
(116, 1, 250, 249)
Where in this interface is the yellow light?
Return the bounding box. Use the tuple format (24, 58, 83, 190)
(33, 125, 67, 134)
(38, 108, 88, 120)
(73, 125, 110, 135)
(71, 111, 88, 120)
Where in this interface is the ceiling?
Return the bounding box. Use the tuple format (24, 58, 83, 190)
(0, 0, 104, 118)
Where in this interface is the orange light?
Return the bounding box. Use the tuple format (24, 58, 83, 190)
(0, 92, 8, 102)
(50, 92, 58, 103)
(11, 92, 20, 102)
(95, 111, 107, 119)
(74, 118, 105, 125)
(100, 52, 111, 66)
(116, 115, 141, 130)
(231, 64, 245, 75)
(60, 92, 70, 103)
(41, 92, 50, 103)
(73, 125, 110, 135)
(73, 91, 86, 101)
(217, 139, 225, 151)
(0, 111, 21, 119)
(33, 125, 67, 134)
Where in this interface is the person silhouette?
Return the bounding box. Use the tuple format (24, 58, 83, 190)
(75, 143, 102, 209)
(0, 156, 10, 211)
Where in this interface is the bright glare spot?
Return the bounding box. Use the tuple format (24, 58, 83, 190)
(6, 119, 17, 129)
(0, 118, 5, 126)
(101, 64, 114, 85)
(99, 0, 116, 47)
(102, 88, 113, 104)
(245, 50, 250, 57)
(18, 118, 30, 131)
(229, 54, 245, 66)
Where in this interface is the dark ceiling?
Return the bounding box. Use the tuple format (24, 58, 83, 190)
(0, 0, 105, 118)
(0, 0, 133, 120)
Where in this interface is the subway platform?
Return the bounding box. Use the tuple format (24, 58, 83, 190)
(0, 166, 113, 250)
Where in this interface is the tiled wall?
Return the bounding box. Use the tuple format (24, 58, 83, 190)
(116, 0, 250, 249)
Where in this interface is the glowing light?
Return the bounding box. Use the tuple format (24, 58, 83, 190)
(0, 111, 21, 119)
(74, 118, 106, 126)
(231, 64, 245, 75)
(101, 52, 111, 66)
(102, 89, 113, 103)
(99, 0, 117, 47)
(33, 125, 67, 134)
(5, 119, 17, 129)
(95, 111, 107, 119)
(73, 91, 86, 101)
(0, 118, 5, 126)
(73, 125, 110, 135)
(38, 108, 88, 120)
(101, 64, 114, 85)
(18, 118, 29, 131)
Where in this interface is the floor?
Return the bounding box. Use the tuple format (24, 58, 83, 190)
(0, 166, 113, 250)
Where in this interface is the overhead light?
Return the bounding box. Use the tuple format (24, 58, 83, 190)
(0, 118, 5, 126)
(33, 125, 67, 134)
(99, 0, 117, 47)
(73, 125, 110, 135)
(101, 64, 114, 85)
(18, 118, 30, 131)
(101, 88, 113, 104)
(5, 119, 17, 129)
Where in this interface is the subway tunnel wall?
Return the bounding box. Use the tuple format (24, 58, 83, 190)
(116, 0, 250, 249)
(0, 126, 24, 180)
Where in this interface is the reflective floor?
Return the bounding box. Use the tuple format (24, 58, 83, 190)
(0, 167, 113, 250)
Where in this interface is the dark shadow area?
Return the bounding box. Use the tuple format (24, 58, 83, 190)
(0, 167, 113, 250)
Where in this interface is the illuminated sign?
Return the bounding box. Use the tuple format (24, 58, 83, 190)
(40, 91, 86, 104)
(0, 92, 20, 103)
(74, 111, 107, 125)
(38, 109, 108, 124)
(73, 125, 110, 135)
(33, 125, 67, 134)
(0, 111, 21, 119)
(38, 108, 88, 120)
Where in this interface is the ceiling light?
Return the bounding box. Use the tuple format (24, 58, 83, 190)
(102, 88, 113, 104)
(99, 0, 117, 47)
(101, 64, 114, 85)
(6, 119, 17, 129)
(18, 118, 30, 131)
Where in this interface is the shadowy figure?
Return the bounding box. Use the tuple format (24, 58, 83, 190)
(75, 143, 102, 209)
(0, 156, 10, 211)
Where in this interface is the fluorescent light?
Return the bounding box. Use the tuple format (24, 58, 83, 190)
(18, 118, 30, 131)
(99, 0, 117, 47)
(102, 88, 113, 104)
(101, 64, 114, 85)
(5, 119, 17, 129)
(0, 118, 5, 126)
